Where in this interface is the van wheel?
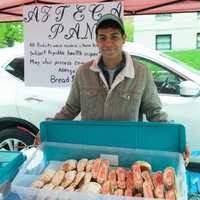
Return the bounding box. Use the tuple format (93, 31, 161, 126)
(0, 128, 35, 151)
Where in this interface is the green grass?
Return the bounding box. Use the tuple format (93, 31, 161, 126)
(164, 49, 200, 71)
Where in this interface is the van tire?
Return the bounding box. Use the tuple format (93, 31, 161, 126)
(0, 128, 35, 151)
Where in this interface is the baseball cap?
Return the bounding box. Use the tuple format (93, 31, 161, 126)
(95, 13, 125, 32)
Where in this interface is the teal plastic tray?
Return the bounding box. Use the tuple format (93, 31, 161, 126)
(11, 142, 187, 200)
(40, 121, 186, 153)
(0, 151, 26, 184)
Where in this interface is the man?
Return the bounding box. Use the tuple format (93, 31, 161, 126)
(35, 13, 190, 165)
(54, 14, 168, 122)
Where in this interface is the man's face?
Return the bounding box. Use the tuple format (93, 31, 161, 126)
(96, 28, 126, 60)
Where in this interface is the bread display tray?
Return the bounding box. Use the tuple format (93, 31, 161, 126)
(11, 142, 187, 200)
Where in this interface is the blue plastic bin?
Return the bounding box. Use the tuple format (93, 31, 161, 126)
(40, 120, 186, 153)
(11, 121, 187, 200)
(0, 151, 26, 184)
(0, 151, 26, 199)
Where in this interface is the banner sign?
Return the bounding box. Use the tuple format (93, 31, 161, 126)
(23, 2, 124, 87)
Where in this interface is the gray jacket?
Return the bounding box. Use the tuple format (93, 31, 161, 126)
(54, 51, 169, 122)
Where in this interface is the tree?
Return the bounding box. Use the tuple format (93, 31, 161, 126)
(124, 22, 134, 42)
(0, 21, 133, 47)
(0, 22, 24, 48)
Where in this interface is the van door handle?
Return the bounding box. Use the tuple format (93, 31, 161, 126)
(24, 96, 44, 102)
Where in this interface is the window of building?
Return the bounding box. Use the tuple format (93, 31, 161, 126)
(156, 14, 172, 19)
(197, 33, 200, 49)
(156, 35, 171, 50)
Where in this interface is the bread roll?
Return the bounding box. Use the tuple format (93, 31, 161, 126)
(132, 161, 152, 172)
(29, 180, 44, 188)
(61, 159, 77, 172)
(77, 158, 88, 172)
(39, 169, 56, 183)
(42, 183, 55, 190)
(45, 186, 64, 200)
(81, 182, 101, 194)
(86, 159, 94, 172)
(70, 171, 85, 188)
(51, 170, 65, 186)
(64, 186, 75, 192)
(60, 170, 77, 188)
(37, 183, 54, 200)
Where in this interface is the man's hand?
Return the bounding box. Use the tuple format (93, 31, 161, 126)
(182, 144, 190, 167)
(34, 132, 41, 146)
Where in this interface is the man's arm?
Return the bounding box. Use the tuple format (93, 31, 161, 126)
(141, 68, 169, 122)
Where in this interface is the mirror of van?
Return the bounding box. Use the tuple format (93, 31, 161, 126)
(180, 81, 200, 97)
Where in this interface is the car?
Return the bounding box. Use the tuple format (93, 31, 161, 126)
(0, 43, 200, 151)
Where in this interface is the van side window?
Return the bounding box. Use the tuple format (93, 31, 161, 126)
(131, 56, 184, 94)
(5, 57, 24, 81)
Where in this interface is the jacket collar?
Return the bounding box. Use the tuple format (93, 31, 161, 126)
(90, 51, 135, 79)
